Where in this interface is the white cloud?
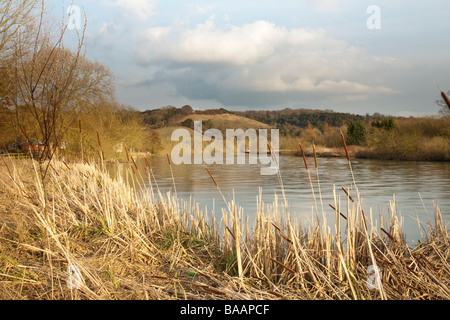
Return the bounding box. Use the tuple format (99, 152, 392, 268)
(103, 0, 156, 21)
(305, 0, 340, 12)
(134, 18, 404, 98)
(191, 3, 215, 14)
(136, 18, 282, 65)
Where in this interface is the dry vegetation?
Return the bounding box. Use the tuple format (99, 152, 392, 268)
(0, 0, 161, 164)
(0, 0, 449, 301)
(359, 116, 450, 161)
(149, 105, 450, 161)
(0, 149, 448, 300)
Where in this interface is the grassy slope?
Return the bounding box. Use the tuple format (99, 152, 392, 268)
(178, 113, 273, 131)
(173, 113, 352, 156)
(157, 114, 275, 154)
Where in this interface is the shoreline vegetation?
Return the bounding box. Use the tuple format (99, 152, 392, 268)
(141, 105, 450, 163)
(0, 148, 449, 300)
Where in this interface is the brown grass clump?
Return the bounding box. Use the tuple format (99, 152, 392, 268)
(0, 153, 449, 300)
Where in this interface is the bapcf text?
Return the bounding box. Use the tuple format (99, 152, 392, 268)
(225, 304, 269, 315)
(180, 304, 269, 317)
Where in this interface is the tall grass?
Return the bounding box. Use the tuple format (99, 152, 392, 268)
(361, 117, 450, 161)
(0, 147, 448, 300)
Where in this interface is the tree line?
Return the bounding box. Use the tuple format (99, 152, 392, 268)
(140, 102, 450, 161)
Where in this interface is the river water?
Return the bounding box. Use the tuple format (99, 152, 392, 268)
(108, 155, 450, 244)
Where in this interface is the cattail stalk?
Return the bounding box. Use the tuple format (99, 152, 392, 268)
(268, 142, 288, 212)
(144, 157, 162, 202)
(340, 132, 386, 299)
(131, 156, 138, 170)
(312, 143, 328, 259)
(440, 89, 450, 110)
(206, 166, 235, 258)
(166, 153, 177, 200)
(270, 257, 296, 275)
(313, 143, 325, 218)
(340, 131, 350, 162)
(79, 119, 83, 163)
(299, 143, 318, 219)
(96, 131, 104, 163)
(298, 143, 308, 170)
(206, 167, 230, 213)
(124, 145, 130, 162)
(329, 204, 347, 220)
(233, 204, 243, 278)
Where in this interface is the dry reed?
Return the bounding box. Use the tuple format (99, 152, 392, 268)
(0, 148, 448, 300)
(441, 89, 450, 110)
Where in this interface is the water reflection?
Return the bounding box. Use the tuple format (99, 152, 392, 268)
(107, 155, 450, 243)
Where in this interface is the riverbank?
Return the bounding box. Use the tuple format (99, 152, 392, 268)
(280, 145, 450, 162)
(0, 157, 449, 300)
(278, 145, 362, 158)
(151, 113, 450, 163)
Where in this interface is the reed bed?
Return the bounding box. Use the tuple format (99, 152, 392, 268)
(0, 150, 448, 300)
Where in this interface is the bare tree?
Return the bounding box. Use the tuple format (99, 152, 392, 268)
(2, 0, 114, 165)
(2, 0, 116, 168)
(0, 0, 39, 107)
(9, 1, 90, 177)
(0, 0, 38, 53)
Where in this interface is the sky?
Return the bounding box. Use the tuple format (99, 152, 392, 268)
(49, 0, 450, 116)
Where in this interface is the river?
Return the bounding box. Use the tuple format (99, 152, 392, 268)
(107, 155, 450, 244)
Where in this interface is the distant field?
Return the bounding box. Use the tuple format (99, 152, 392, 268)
(179, 113, 273, 131)
(156, 114, 276, 154)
